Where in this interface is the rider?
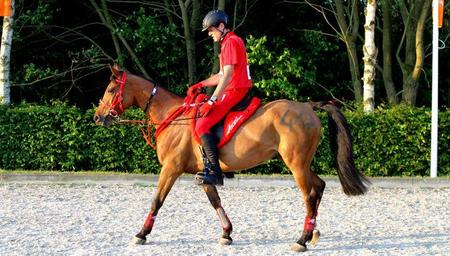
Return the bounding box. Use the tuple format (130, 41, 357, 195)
(190, 10, 252, 186)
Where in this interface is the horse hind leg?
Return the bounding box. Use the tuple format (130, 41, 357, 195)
(202, 184, 233, 245)
(290, 169, 325, 252)
(293, 170, 325, 249)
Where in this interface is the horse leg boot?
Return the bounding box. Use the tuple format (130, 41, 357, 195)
(202, 184, 233, 245)
(131, 197, 161, 244)
(293, 177, 325, 252)
(195, 133, 224, 186)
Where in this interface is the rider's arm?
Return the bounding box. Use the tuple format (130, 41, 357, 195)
(199, 73, 220, 87)
(212, 64, 234, 100)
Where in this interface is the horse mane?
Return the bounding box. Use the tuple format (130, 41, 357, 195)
(128, 71, 183, 100)
(110, 63, 183, 99)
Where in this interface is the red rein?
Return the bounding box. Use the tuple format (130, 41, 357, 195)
(117, 119, 158, 150)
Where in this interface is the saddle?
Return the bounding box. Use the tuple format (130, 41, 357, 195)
(192, 92, 261, 148)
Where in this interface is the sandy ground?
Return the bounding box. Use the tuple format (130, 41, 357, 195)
(1, 175, 449, 256)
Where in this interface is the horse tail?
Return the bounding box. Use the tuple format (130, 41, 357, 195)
(310, 101, 371, 196)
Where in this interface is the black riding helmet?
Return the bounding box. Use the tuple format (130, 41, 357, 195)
(202, 10, 229, 32)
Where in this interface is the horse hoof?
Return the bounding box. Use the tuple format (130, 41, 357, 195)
(310, 229, 320, 247)
(218, 237, 232, 245)
(291, 243, 307, 252)
(130, 236, 146, 245)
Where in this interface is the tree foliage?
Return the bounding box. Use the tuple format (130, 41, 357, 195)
(2, 1, 448, 107)
(115, 8, 186, 93)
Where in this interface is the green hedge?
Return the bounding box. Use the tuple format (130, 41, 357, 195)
(0, 102, 449, 176)
(0, 102, 158, 172)
(312, 106, 450, 176)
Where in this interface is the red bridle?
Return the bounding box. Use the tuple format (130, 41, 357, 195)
(100, 71, 128, 117)
(99, 71, 160, 149)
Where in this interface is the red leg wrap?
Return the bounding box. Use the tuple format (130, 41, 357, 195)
(304, 216, 316, 232)
(144, 212, 156, 229)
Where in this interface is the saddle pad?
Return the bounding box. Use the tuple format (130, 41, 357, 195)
(194, 97, 261, 148)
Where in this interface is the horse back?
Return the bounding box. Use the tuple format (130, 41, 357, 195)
(218, 99, 321, 171)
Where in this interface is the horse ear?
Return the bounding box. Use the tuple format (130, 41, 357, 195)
(110, 63, 122, 77)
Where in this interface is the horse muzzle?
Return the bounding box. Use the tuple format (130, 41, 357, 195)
(94, 114, 114, 127)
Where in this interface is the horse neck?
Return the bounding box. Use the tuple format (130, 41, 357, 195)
(149, 88, 184, 123)
(131, 75, 183, 123)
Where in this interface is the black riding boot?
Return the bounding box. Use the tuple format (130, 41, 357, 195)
(195, 134, 224, 186)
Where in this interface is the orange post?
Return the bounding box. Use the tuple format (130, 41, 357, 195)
(439, 0, 445, 28)
(0, 0, 12, 17)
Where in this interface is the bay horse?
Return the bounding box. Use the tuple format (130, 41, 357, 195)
(94, 64, 370, 252)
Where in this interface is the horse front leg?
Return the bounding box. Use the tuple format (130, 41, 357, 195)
(202, 184, 233, 245)
(131, 165, 181, 245)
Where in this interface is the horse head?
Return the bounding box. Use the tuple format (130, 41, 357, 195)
(94, 64, 135, 126)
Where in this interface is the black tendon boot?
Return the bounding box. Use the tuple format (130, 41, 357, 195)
(195, 134, 224, 186)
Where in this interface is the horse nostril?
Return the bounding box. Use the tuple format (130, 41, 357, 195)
(93, 115, 99, 122)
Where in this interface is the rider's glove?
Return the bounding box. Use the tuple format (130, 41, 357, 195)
(187, 82, 203, 96)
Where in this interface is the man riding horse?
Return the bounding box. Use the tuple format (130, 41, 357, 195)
(93, 9, 370, 252)
(191, 10, 252, 186)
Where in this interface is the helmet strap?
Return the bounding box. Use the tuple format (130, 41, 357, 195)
(219, 29, 229, 43)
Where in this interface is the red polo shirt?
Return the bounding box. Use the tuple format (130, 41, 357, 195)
(220, 32, 252, 89)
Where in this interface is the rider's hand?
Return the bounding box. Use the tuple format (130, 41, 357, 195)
(199, 96, 217, 117)
(187, 82, 203, 96)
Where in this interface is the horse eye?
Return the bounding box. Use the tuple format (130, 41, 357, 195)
(108, 88, 117, 93)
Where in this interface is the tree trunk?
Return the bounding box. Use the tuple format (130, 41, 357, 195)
(380, 0, 398, 104)
(362, 0, 377, 112)
(179, 0, 200, 84)
(405, 0, 430, 105)
(398, 0, 430, 105)
(346, 40, 363, 102)
(99, 0, 123, 62)
(401, 13, 418, 105)
(0, 0, 14, 105)
(335, 0, 363, 102)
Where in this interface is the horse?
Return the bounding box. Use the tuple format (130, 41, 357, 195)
(93, 64, 370, 252)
